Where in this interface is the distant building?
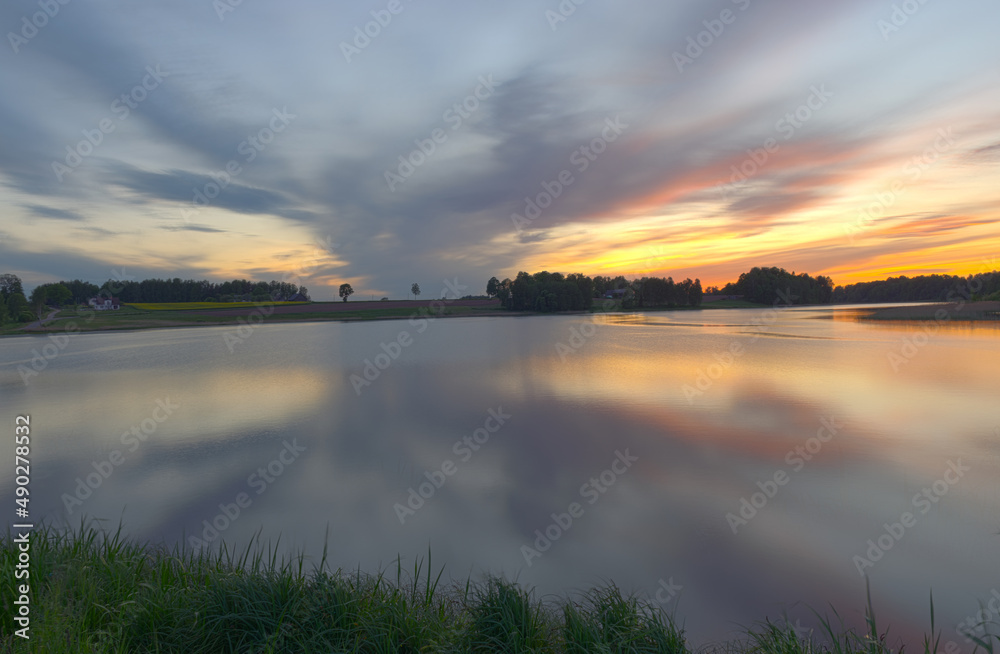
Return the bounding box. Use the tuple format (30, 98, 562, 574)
(604, 288, 628, 299)
(287, 292, 309, 302)
(88, 297, 120, 310)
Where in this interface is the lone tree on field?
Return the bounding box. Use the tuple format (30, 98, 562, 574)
(339, 283, 354, 302)
(486, 276, 499, 298)
(411, 283, 420, 300)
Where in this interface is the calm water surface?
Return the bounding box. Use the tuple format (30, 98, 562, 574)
(2, 305, 999, 645)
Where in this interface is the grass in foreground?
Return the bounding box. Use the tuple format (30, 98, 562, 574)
(4, 525, 998, 653)
(1, 523, 686, 653)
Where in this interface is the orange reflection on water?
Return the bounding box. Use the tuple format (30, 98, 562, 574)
(491, 313, 1000, 475)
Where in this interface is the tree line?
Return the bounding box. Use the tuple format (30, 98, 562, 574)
(57, 278, 309, 304)
(831, 271, 1000, 304)
(6, 266, 998, 326)
(484, 271, 703, 312)
(0, 274, 311, 325)
(710, 267, 834, 305)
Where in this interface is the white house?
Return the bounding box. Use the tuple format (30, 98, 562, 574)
(88, 297, 121, 311)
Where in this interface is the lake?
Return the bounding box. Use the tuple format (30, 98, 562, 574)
(2, 305, 999, 646)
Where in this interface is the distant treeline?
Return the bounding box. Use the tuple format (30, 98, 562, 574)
(626, 276, 703, 308)
(712, 267, 834, 305)
(486, 272, 703, 312)
(831, 271, 1000, 304)
(489, 272, 595, 312)
(46, 278, 310, 304)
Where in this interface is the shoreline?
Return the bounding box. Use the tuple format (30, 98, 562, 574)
(855, 301, 1000, 322)
(7, 299, 999, 338)
(0, 298, 761, 338)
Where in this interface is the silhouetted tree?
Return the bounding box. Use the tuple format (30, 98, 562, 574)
(7, 293, 29, 322)
(0, 274, 23, 300)
(832, 271, 999, 304)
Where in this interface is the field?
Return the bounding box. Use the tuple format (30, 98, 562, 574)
(5, 299, 507, 335)
(126, 301, 311, 311)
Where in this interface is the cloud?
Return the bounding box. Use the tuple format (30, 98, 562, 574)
(160, 224, 227, 233)
(21, 204, 86, 221)
(0, 0, 998, 294)
(106, 164, 294, 217)
(875, 214, 996, 238)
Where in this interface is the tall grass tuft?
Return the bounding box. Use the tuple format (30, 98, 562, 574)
(468, 577, 551, 652)
(561, 584, 686, 653)
(743, 618, 815, 654)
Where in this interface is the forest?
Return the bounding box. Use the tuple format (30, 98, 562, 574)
(58, 278, 308, 304)
(712, 267, 834, 305)
(485, 266, 1000, 311)
(831, 271, 1000, 303)
(486, 271, 703, 312)
(0, 274, 310, 325)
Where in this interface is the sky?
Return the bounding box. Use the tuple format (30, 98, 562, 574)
(1, 0, 999, 300)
